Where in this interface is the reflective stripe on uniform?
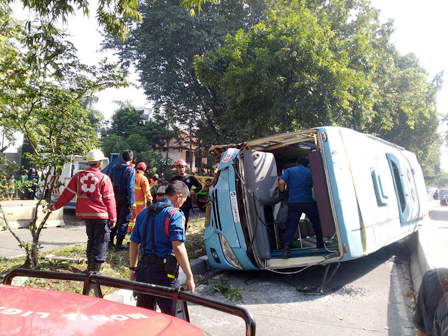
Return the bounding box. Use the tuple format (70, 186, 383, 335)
(76, 212, 109, 217)
(164, 208, 180, 237)
(102, 193, 114, 198)
(66, 187, 76, 194)
(78, 196, 102, 201)
(135, 186, 142, 190)
(135, 200, 146, 205)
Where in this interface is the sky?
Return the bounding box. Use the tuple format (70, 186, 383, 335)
(5, 0, 448, 156)
(368, 0, 448, 168)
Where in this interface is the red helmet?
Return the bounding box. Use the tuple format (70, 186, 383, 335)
(175, 159, 187, 167)
(136, 162, 147, 171)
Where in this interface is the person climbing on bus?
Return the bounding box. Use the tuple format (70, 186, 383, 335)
(278, 155, 324, 259)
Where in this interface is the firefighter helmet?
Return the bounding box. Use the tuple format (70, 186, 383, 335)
(175, 159, 188, 167)
(136, 162, 147, 171)
(86, 149, 106, 163)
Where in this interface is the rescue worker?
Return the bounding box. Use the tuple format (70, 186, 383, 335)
(128, 162, 152, 233)
(149, 173, 159, 187)
(109, 150, 136, 251)
(50, 149, 116, 273)
(170, 159, 202, 227)
(279, 155, 324, 258)
(129, 180, 195, 316)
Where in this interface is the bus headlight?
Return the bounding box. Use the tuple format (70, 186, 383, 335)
(218, 234, 243, 270)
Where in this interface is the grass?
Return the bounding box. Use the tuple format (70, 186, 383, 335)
(0, 217, 206, 294)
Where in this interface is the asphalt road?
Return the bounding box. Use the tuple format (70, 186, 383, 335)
(189, 242, 415, 336)
(0, 209, 86, 258)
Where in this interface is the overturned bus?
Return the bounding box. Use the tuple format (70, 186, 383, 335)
(204, 126, 428, 273)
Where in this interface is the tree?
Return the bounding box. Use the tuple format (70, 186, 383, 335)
(194, 0, 442, 168)
(0, 9, 130, 268)
(102, 0, 268, 147)
(6, 0, 141, 40)
(105, 101, 145, 138)
(100, 101, 173, 177)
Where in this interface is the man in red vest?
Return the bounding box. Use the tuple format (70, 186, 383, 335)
(50, 149, 117, 273)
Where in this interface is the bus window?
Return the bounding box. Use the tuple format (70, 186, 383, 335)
(386, 153, 411, 222)
(371, 169, 388, 206)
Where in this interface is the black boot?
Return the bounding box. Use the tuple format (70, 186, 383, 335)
(115, 238, 128, 252)
(86, 257, 93, 273)
(91, 261, 102, 274)
(282, 242, 291, 259)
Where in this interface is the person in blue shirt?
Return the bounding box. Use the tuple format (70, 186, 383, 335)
(279, 155, 323, 258)
(108, 150, 136, 251)
(129, 180, 195, 316)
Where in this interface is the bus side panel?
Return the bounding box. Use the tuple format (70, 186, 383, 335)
(341, 130, 403, 254)
(327, 127, 427, 257)
(337, 129, 405, 255)
(319, 127, 364, 260)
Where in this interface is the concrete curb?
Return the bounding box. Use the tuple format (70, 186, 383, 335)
(407, 200, 439, 294)
(104, 256, 210, 304)
(0, 200, 64, 229)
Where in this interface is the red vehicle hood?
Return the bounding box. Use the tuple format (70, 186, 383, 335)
(0, 285, 205, 336)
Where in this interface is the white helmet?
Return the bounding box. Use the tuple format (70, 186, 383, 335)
(86, 149, 106, 163)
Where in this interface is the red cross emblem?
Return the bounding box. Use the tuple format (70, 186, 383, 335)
(80, 173, 99, 193)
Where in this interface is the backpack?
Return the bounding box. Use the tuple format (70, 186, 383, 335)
(434, 268, 448, 336)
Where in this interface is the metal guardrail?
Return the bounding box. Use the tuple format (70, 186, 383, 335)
(3, 268, 256, 336)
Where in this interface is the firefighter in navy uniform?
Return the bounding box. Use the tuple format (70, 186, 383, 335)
(109, 150, 136, 251)
(170, 159, 202, 227)
(50, 149, 117, 273)
(129, 181, 195, 316)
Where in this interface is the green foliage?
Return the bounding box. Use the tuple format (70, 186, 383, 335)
(206, 275, 244, 303)
(0, 7, 130, 268)
(101, 101, 173, 176)
(102, 0, 268, 149)
(6, 0, 141, 40)
(194, 0, 442, 169)
(184, 217, 206, 259)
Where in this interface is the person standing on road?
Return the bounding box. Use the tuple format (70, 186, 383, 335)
(28, 168, 39, 200)
(170, 159, 202, 227)
(129, 180, 195, 316)
(19, 170, 28, 200)
(50, 149, 116, 273)
(109, 150, 136, 251)
(7, 174, 17, 200)
(279, 155, 324, 259)
(128, 162, 152, 233)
